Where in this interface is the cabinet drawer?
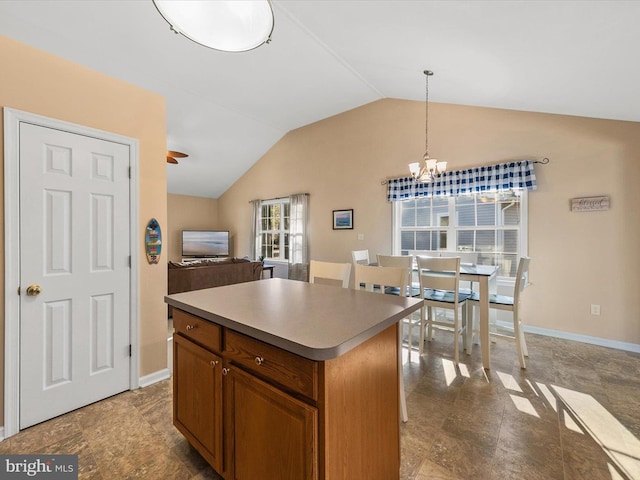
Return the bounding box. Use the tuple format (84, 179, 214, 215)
(225, 330, 318, 401)
(173, 309, 222, 353)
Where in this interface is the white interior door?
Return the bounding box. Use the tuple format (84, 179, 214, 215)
(19, 122, 131, 429)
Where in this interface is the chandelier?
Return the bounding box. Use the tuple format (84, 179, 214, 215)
(408, 70, 447, 182)
(153, 0, 274, 53)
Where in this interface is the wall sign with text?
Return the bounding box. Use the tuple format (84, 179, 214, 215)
(570, 196, 610, 212)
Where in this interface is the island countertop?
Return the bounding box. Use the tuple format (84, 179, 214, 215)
(165, 277, 422, 361)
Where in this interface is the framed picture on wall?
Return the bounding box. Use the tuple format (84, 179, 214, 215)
(333, 209, 353, 230)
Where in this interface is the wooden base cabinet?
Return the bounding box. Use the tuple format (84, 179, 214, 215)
(172, 308, 400, 480)
(173, 333, 223, 472)
(225, 366, 318, 480)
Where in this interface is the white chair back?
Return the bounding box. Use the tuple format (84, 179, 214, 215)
(409, 250, 477, 264)
(376, 254, 412, 269)
(514, 257, 531, 298)
(438, 251, 478, 265)
(416, 256, 461, 296)
(377, 254, 417, 297)
(309, 260, 351, 288)
(416, 255, 468, 364)
(351, 249, 370, 266)
(353, 263, 410, 423)
(467, 256, 532, 369)
(354, 264, 408, 296)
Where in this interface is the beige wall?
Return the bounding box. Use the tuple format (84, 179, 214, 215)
(219, 98, 640, 346)
(167, 194, 219, 261)
(0, 35, 168, 423)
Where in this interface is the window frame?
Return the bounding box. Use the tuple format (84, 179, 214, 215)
(391, 190, 528, 282)
(258, 198, 291, 262)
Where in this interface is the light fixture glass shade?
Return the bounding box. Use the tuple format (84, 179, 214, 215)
(436, 161, 447, 172)
(408, 162, 421, 176)
(153, 0, 274, 52)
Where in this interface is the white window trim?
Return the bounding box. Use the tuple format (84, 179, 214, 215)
(392, 190, 528, 283)
(259, 197, 290, 262)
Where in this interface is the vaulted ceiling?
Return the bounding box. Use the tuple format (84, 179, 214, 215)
(1, 1, 638, 198)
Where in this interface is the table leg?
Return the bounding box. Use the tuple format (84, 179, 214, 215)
(479, 276, 490, 369)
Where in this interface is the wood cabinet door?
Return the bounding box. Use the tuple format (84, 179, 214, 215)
(173, 334, 223, 472)
(225, 366, 318, 480)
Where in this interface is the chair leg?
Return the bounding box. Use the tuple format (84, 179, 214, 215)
(463, 302, 471, 354)
(427, 306, 434, 341)
(419, 306, 425, 355)
(399, 370, 408, 422)
(453, 309, 460, 365)
(521, 328, 529, 358)
(512, 307, 526, 369)
(407, 318, 413, 362)
(472, 304, 479, 345)
(519, 313, 529, 357)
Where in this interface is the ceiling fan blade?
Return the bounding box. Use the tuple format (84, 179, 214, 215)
(168, 150, 188, 158)
(166, 156, 178, 164)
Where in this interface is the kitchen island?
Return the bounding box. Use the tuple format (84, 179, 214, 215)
(165, 278, 422, 480)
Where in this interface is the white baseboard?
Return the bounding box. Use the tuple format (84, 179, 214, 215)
(524, 325, 640, 353)
(138, 368, 171, 388)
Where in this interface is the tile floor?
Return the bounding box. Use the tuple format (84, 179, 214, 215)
(1, 331, 639, 480)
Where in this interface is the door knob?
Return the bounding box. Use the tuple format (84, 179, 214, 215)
(26, 284, 42, 296)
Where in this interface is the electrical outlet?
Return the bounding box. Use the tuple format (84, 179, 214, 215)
(357, 233, 364, 241)
(590, 304, 601, 315)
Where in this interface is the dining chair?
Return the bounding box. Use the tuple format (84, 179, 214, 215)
(354, 264, 410, 423)
(308, 260, 352, 288)
(416, 256, 471, 365)
(437, 251, 478, 293)
(467, 257, 530, 368)
(351, 249, 370, 266)
(376, 254, 421, 360)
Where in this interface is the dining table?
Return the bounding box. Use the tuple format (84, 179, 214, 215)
(458, 263, 499, 369)
(377, 256, 500, 369)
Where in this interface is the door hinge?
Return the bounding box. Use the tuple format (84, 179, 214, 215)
(128, 167, 132, 179)
(129, 345, 132, 357)
(128, 256, 131, 267)
(17, 286, 21, 296)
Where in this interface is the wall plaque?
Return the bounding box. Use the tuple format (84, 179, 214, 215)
(145, 218, 162, 264)
(571, 196, 610, 212)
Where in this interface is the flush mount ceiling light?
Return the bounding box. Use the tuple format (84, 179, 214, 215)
(408, 70, 447, 182)
(153, 0, 274, 53)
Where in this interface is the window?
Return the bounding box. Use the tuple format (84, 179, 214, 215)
(393, 190, 527, 278)
(259, 199, 290, 261)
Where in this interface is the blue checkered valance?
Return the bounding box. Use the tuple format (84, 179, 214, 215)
(386, 160, 537, 202)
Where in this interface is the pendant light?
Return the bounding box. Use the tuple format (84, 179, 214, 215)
(408, 70, 447, 182)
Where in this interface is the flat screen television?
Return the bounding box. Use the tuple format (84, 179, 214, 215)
(182, 230, 230, 258)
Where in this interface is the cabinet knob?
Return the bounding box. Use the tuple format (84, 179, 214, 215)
(210, 360, 219, 368)
(186, 324, 196, 331)
(254, 356, 264, 366)
(222, 367, 231, 376)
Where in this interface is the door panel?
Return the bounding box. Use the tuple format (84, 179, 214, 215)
(19, 122, 131, 429)
(227, 366, 318, 480)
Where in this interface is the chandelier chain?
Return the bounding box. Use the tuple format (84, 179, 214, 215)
(408, 69, 443, 182)
(424, 70, 431, 160)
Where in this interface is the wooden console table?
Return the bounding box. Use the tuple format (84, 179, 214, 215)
(261, 264, 274, 278)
